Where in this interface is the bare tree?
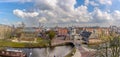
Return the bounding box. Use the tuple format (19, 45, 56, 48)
(94, 31, 120, 57)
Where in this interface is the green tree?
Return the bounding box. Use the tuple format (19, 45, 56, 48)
(47, 30, 55, 46)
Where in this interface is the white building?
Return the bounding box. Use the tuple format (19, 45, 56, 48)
(69, 27, 82, 40)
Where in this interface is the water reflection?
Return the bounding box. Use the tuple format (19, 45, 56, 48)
(7, 45, 73, 57)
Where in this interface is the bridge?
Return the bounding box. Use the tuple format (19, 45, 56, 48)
(52, 38, 95, 57)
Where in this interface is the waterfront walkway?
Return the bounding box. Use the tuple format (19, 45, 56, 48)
(78, 46, 95, 57)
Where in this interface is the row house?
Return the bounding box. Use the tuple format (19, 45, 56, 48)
(55, 27, 82, 40)
(57, 28, 68, 37)
(83, 27, 100, 38)
(82, 27, 110, 38)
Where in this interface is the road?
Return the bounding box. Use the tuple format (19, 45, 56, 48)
(74, 40, 95, 57)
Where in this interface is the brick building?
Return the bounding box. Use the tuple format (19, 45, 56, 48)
(57, 28, 68, 37)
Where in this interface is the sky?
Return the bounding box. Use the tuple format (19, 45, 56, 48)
(0, 0, 120, 27)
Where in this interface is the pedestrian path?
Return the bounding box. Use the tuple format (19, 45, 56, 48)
(72, 49, 81, 57)
(78, 46, 95, 57)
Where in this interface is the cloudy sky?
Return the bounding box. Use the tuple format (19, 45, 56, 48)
(0, 0, 120, 27)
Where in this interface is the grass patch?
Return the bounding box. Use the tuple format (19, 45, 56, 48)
(0, 38, 50, 48)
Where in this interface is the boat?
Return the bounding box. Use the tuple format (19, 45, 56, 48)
(0, 49, 27, 57)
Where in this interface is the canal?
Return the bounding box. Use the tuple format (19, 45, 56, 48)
(7, 45, 74, 57)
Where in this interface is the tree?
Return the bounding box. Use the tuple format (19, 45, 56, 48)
(4, 30, 12, 39)
(47, 30, 55, 46)
(3, 27, 13, 40)
(94, 32, 120, 57)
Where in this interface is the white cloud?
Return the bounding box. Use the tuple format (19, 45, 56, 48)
(13, 0, 82, 26)
(98, 0, 112, 5)
(57, 0, 76, 12)
(13, 0, 120, 27)
(84, 0, 112, 6)
(85, 0, 89, 6)
(90, 8, 112, 23)
(85, 0, 99, 6)
(89, 1, 99, 6)
(13, 9, 39, 18)
(39, 17, 47, 23)
(74, 5, 90, 22)
(112, 10, 120, 20)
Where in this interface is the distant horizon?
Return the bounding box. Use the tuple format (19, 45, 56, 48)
(0, 23, 119, 28)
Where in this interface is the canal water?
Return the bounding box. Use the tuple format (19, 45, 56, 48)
(7, 45, 73, 57)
